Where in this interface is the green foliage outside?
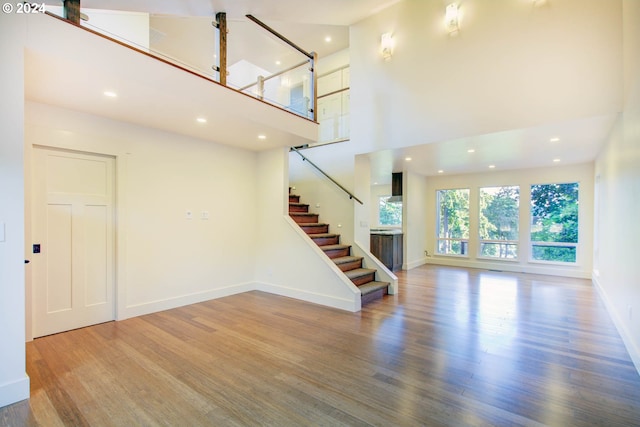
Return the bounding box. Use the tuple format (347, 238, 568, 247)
(479, 186, 519, 258)
(437, 189, 469, 254)
(379, 196, 402, 226)
(530, 183, 579, 262)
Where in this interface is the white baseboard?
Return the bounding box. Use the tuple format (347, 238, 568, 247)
(592, 273, 640, 376)
(404, 257, 428, 270)
(255, 281, 360, 312)
(423, 257, 591, 279)
(0, 375, 29, 408)
(118, 282, 254, 320)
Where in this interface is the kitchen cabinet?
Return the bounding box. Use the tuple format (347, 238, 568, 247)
(370, 232, 403, 271)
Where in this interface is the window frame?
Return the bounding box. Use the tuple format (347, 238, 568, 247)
(377, 195, 402, 227)
(528, 181, 580, 265)
(435, 188, 470, 257)
(477, 185, 520, 261)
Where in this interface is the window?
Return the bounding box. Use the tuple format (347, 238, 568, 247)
(436, 189, 469, 255)
(530, 183, 579, 263)
(479, 186, 519, 259)
(378, 196, 402, 226)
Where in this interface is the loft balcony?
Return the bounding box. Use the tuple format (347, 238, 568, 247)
(25, 8, 319, 150)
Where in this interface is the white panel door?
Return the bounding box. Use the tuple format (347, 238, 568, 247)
(32, 147, 115, 337)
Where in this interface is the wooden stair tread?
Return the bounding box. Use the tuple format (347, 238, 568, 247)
(309, 233, 339, 239)
(290, 212, 317, 217)
(358, 281, 390, 296)
(319, 244, 350, 251)
(332, 256, 364, 265)
(289, 202, 308, 207)
(344, 268, 376, 280)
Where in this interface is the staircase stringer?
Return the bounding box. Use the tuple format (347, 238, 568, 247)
(350, 241, 398, 295)
(284, 216, 362, 310)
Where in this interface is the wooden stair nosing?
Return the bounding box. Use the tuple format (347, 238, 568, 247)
(344, 268, 377, 281)
(358, 281, 390, 296)
(299, 223, 330, 234)
(319, 244, 351, 252)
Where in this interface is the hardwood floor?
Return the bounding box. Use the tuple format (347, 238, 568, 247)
(2, 265, 640, 426)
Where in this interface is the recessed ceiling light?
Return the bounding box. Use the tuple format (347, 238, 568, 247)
(553, 158, 561, 163)
(467, 149, 475, 153)
(103, 91, 117, 98)
(325, 36, 332, 42)
(275, 60, 281, 65)
(488, 165, 496, 169)
(405, 157, 412, 161)
(258, 134, 267, 140)
(196, 117, 207, 124)
(550, 137, 560, 142)
(437, 170, 444, 174)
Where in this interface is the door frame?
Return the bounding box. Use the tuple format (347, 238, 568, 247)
(26, 144, 120, 340)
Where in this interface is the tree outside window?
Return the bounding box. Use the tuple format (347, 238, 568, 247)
(530, 182, 579, 263)
(436, 189, 469, 255)
(378, 196, 402, 226)
(479, 186, 519, 259)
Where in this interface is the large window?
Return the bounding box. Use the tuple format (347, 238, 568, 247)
(436, 189, 469, 255)
(530, 183, 579, 263)
(378, 196, 402, 226)
(479, 186, 519, 259)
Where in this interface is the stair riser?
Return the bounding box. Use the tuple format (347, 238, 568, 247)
(289, 205, 309, 213)
(291, 214, 319, 224)
(337, 260, 363, 272)
(361, 287, 388, 305)
(323, 248, 351, 259)
(312, 236, 340, 246)
(300, 225, 329, 234)
(289, 195, 300, 203)
(351, 273, 376, 286)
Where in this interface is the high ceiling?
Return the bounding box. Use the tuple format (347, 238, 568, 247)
(35, 0, 618, 182)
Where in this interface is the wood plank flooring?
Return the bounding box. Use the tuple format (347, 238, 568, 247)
(2, 265, 640, 426)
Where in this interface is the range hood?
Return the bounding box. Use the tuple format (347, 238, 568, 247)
(387, 172, 403, 203)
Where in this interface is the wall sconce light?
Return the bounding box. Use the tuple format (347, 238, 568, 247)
(380, 32, 394, 61)
(445, 3, 460, 35)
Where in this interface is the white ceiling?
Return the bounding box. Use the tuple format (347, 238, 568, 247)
(35, 0, 617, 181)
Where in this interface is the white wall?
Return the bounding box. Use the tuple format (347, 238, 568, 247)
(349, 0, 622, 153)
(424, 163, 594, 278)
(404, 172, 428, 269)
(25, 103, 259, 322)
(0, 13, 29, 408)
(593, 0, 640, 373)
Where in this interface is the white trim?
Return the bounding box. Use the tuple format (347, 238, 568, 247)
(425, 256, 591, 279)
(352, 240, 398, 294)
(592, 273, 640, 376)
(118, 281, 254, 320)
(255, 281, 360, 312)
(0, 375, 29, 408)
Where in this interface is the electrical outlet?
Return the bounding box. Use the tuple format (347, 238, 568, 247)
(185, 210, 193, 220)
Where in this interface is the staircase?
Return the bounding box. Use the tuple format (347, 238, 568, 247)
(289, 189, 389, 304)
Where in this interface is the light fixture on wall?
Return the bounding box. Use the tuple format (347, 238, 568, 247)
(445, 3, 460, 35)
(380, 32, 394, 61)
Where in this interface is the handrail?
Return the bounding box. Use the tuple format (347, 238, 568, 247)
(291, 147, 363, 205)
(237, 59, 310, 92)
(246, 14, 313, 59)
(318, 87, 349, 100)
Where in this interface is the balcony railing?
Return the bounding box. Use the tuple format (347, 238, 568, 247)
(45, 5, 316, 121)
